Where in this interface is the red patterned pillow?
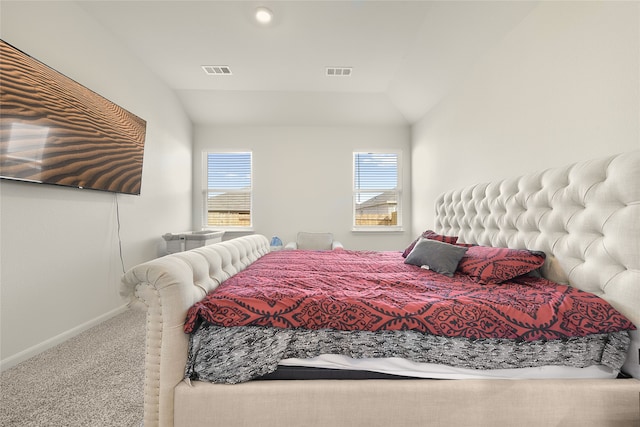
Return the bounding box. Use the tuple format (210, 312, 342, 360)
(457, 246, 546, 284)
(402, 230, 459, 258)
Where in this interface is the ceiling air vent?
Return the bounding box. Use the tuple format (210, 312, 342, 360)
(326, 67, 352, 77)
(202, 65, 232, 75)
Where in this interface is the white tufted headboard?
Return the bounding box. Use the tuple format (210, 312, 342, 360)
(434, 151, 639, 377)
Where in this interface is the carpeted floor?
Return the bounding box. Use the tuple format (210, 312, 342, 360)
(0, 308, 145, 427)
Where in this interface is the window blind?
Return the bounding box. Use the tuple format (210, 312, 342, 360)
(353, 152, 401, 228)
(205, 152, 252, 228)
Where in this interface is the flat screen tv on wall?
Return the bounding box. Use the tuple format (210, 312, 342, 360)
(0, 39, 147, 195)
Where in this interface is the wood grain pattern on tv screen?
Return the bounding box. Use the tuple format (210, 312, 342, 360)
(0, 40, 147, 195)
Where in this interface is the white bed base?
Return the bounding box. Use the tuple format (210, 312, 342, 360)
(121, 151, 640, 427)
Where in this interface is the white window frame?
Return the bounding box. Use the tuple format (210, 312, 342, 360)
(202, 151, 253, 231)
(352, 151, 402, 232)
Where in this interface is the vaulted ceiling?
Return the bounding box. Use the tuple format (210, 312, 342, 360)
(79, 1, 537, 126)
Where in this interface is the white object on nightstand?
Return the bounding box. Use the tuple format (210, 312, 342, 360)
(163, 230, 224, 253)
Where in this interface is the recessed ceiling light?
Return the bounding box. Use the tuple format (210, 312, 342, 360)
(255, 7, 273, 24)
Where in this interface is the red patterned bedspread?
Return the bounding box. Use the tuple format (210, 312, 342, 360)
(184, 250, 634, 341)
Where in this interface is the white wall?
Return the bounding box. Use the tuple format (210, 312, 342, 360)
(412, 1, 640, 233)
(194, 125, 412, 251)
(0, 2, 193, 368)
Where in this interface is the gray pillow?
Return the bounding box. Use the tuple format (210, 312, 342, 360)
(404, 238, 468, 277)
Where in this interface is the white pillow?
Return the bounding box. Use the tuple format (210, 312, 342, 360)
(540, 255, 570, 285)
(297, 232, 333, 250)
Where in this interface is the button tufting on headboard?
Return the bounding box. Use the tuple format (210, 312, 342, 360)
(434, 151, 640, 333)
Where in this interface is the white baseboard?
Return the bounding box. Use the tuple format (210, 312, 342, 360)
(0, 305, 129, 372)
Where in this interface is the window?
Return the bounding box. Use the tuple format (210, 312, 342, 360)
(353, 152, 401, 230)
(204, 152, 252, 228)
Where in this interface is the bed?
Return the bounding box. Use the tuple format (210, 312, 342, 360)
(121, 150, 640, 427)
